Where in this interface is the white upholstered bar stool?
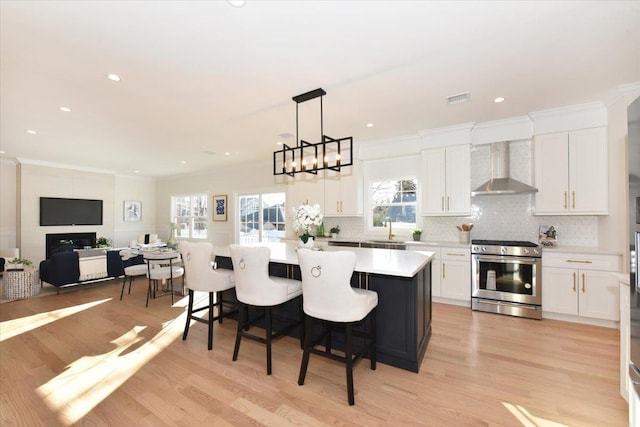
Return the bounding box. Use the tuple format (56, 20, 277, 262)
(229, 244, 302, 375)
(119, 249, 147, 300)
(179, 241, 236, 350)
(296, 249, 378, 406)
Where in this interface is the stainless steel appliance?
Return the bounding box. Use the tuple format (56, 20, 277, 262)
(471, 239, 542, 319)
(628, 95, 640, 420)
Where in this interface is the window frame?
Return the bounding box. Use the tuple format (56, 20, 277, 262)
(171, 193, 208, 240)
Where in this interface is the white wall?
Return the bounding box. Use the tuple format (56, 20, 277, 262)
(0, 159, 17, 249)
(113, 175, 157, 248)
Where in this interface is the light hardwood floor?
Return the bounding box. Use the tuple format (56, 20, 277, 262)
(0, 279, 628, 426)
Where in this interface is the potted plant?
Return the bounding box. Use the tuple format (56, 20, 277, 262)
(7, 257, 33, 270)
(96, 236, 112, 248)
(412, 229, 422, 241)
(330, 226, 341, 239)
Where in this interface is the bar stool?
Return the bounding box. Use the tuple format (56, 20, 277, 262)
(144, 252, 185, 307)
(229, 244, 302, 375)
(179, 241, 236, 350)
(296, 249, 378, 406)
(119, 249, 147, 300)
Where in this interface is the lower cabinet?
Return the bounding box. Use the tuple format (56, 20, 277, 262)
(541, 251, 621, 322)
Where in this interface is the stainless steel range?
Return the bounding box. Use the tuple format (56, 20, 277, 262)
(471, 239, 542, 319)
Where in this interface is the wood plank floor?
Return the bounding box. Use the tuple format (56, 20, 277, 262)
(0, 279, 628, 426)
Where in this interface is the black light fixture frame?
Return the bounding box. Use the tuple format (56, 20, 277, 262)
(273, 88, 353, 176)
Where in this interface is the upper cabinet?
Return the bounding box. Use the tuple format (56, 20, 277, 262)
(421, 145, 470, 216)
(324, 162, 363, 216)
(533, 127, 608, 215)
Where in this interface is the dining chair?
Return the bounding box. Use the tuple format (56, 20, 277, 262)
(118, 249, 147, 300)
(179, 241, 236, 350)
(144, 251, 185, 307)
(296, 249, 378, 405)
(229, 244, 302, 375)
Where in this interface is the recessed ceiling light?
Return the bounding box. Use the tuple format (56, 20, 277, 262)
(228, 0, 246, 7)
(224, 152, 231, 156)
(133, 170, 139, 174)
(181, 160, 187, 164)
(276, 141, 283, 146)
(106, 73, 121, 82)
(494, 97, 505, 103)
(60, 107, 71, 112)
(366, 123, 374, 128)
(0, 150, 5, 154)
(26, 129, 37, 134)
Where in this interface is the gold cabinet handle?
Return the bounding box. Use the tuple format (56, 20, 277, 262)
(441, 196, 445, 212)
(581, 273, 585, 293)
(446, 253, 466, 256)
(564, 192, 568, 209)
(572, 191, 576, 209)
(337, 201, 340, 212)
(447, 196, 450, 211)
(340, 201, 343, 212)
(443, 262, 446, 279)
(572, 272, 576, 292)
(566, 259, 593, 264)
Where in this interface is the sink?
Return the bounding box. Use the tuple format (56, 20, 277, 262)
(361, 240, 406, 250)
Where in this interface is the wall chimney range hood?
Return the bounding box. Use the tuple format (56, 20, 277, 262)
(471, 141, 538, 196)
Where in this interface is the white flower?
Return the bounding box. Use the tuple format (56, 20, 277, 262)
(292, 203, 323, 237)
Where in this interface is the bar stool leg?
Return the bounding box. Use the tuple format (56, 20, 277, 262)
(208, 291, 214, 350)
(183, 289, 194, 340)
(371, 307, 377, 370)
(120, 275, 127, 300)
(345, 322, 355, 406)
(298, 315, 312, 385)
(233, 303, 245, 361)
(266, 307, 273, 375)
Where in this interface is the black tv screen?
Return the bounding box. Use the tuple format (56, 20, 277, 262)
(40, 197, 103, 226)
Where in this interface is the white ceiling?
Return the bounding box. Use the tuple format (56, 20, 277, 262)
(1, 1, 639, 177)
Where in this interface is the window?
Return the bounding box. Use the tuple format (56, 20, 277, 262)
(238, 192, 286, 244)
(371, 179, 417, 228)
(171, 194, 207, 239)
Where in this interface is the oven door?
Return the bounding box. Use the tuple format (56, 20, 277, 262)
(472, 254, 541, 305)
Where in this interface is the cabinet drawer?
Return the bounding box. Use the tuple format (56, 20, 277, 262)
(441, 247, 470, 261)
(542, 252, 620, 271)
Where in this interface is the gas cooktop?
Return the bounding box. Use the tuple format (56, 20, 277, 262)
(471, 239, 538, 248)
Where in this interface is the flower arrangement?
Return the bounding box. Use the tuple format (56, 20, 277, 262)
(292, 203, 323, 243)
(96, 236, 112, 248)
(412, 229, 422, 236)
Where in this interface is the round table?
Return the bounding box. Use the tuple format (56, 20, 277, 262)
(3, 268, 40, 300)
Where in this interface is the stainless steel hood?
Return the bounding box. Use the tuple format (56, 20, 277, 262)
(471, 141, 538, 196)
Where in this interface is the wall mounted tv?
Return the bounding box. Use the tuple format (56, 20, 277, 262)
(40, 197, 104, 226)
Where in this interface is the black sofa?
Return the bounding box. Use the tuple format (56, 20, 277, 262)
(40, 250, 131, 290)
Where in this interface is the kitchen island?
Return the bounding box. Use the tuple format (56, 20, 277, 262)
(212, 242, 435, 373)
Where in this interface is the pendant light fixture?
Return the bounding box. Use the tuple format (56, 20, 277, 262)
(273, 88, 353, 176)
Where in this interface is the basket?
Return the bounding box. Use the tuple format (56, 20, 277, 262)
(3, 269, 40, 300)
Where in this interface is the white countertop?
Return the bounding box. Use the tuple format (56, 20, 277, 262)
(327, 237, 469, 248)
(212, 242, 435, 278)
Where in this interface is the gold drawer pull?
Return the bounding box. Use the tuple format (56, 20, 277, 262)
(572, 272, 576, 292)
(565, 259, 592, 264)
(446, 253, 466, 256)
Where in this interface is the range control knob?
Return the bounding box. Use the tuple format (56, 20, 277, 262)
(533, 249, 540, 255)
(482, 246, 487, 252)
(523, 248, 530, 255)
(500, 247, 507, 254)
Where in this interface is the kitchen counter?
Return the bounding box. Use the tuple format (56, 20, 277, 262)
(213, 242, 435, 278)
(212, 242, 435, 373)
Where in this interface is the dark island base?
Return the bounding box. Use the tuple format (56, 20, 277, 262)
(216, 257, 432, 373)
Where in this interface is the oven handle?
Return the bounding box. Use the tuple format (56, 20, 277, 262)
(473, 254, 540, 265)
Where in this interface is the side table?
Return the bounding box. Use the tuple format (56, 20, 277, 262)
(3, 268, 40, 300)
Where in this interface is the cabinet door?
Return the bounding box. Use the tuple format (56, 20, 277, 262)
(445, 145, 470, 215)
(441, 260, 470, 301)
(578, 269, 619, 320)
(534, 132, 570, 214)
(323, 163, 362, 217)
(323, 177, 341, 216)
(431, 258, 442, 297)
(422, 148, 446, 215)
(569, 127, 608, 214)
(541, 266, 578, 315)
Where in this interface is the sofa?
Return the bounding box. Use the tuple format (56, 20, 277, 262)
(39, 250, 138, 289)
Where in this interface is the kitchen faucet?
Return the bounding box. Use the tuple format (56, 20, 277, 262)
(384, 217, 395, 240)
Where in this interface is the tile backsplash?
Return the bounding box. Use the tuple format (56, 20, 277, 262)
(324, 139, 599, 247)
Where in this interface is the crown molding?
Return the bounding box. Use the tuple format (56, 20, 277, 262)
(471, 115, 533, 146)
(528, 102, 607, 134)
(16, 157, 117, 176)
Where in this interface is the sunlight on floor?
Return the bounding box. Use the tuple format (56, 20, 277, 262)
(0, 298, 111, 342)
(502, 402, 569, 427)
(33, 292, 212, 425)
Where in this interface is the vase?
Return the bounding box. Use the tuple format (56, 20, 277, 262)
(459, 231, 470, 244)
(413, 234, 421, 241)
(299, 237, 315, 249)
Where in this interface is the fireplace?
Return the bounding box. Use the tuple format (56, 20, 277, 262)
(45, 232, 97, 259)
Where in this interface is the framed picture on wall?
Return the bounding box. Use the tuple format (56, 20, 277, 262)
(124, 200, 142, 222)
(213, 195, 227, 221)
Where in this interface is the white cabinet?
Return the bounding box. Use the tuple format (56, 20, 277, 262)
(422, 145, 470, 216)
(323, 163, 363, 216)
(405, 244, 470, 305)
(620, 281, 630, 402)
(541, 251, 621, 321)
(533, 127, 608, 215)
(287, 177, 323, 215)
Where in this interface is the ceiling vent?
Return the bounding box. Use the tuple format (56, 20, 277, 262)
(447, 92, 470, 105)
